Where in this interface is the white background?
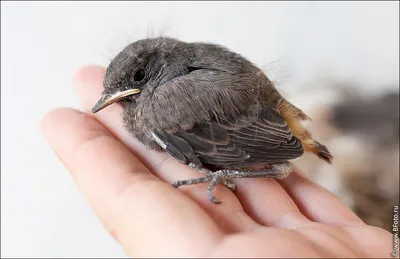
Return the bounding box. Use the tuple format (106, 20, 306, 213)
(1, 2, 399, 257)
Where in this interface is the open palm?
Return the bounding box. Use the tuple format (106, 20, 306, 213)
(41, 66, 393, 258)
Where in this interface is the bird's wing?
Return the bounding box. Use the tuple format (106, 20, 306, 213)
(151, 106, 304, 169)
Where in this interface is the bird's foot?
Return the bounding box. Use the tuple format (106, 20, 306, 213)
(187, 163, 237, 192)
(172, 169, 237, 204)
(172, 162, 292, 204)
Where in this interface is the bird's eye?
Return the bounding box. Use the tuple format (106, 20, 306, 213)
(134, 69, 145, 82)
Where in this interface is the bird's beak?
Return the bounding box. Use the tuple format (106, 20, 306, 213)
(90, 88, 141, 114)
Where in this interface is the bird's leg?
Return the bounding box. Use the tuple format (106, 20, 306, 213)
(172, 175, 213, 188)
(173, 162, 292, 204)
(172, 169, 232, 204)
(207, 171, 224, 204)
(188, 163, 213, 175)
(172, 163, 214, 188)
(187, 163, 237, 193)
(224, 162, 293, 180)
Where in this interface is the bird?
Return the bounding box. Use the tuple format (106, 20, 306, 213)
(91, 37, 333, 204)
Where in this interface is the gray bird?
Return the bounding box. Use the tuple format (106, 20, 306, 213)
(91, 37, 332, 203)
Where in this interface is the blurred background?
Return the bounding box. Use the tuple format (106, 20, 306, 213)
(1, 1, 399, 257)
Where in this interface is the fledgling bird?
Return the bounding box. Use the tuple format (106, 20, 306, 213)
(91, 37, 333, 203)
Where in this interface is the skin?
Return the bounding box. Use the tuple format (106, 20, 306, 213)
(41, 65, 395, 258)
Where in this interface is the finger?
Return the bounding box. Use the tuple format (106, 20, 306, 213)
(41, 108, 224, 257)
(235, 178, 311, 229)
(279, 170, 365, 226)
(74, 65, 261, 233)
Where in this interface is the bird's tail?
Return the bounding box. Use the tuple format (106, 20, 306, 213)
(277, 98, 333, 164)
(300, 137, 333, 164)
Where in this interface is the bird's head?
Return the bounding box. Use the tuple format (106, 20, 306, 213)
(91, 37, 194, 114)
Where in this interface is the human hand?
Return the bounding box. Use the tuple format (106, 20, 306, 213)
(41, 66, 394, 258)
